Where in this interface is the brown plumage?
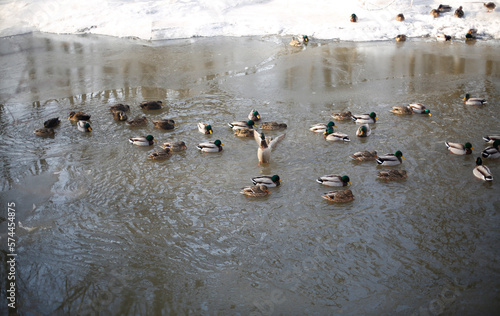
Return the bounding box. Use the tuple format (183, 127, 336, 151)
(112, 110, 128, 121)
(43, 117, 60, 128)
(109, 104, 130, 112)
(260, 122, 288, 130)
(34, 128, 55, 137)
(321, 189, 354, 203)
(430, 9, 440, 17)
(351, 150, 378, 161)
(396, 35, 407, 42)
(127, 116, 148, 127)
(454, 6, 464, 18)
(153, 119, 175, 130)
(484, 2, 496, 12)
(396, 13, 405, 21)
(377, 169, 408, 181)
(140, 101, 163, 110)
(68, 111, 91, 121)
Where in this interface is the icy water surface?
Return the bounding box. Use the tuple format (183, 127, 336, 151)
(0, 33, 500, 314)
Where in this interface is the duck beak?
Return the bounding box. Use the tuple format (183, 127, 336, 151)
(221, 143, 224, 146)
(153, 138, 157, 141)
(463, 96, 467, 101)
(348, 181, 352, 185)
(279, 179, 282, 183)
(209, 130, 213, 134)
(428, 113, 432, 116)
(471, 146, 474, 150)
(402, 156, 406, 159)
(88, 127, 92, 131)
(375, 116, 378, 120)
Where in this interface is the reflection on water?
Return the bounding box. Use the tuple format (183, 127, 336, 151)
(0, 33, 500, 315)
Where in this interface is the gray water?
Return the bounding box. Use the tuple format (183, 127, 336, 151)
(1, 33, 500, 315)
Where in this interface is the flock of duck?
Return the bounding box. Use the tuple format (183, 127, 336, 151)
(289, 2, 497, 46)
(33, 92, 498, 203)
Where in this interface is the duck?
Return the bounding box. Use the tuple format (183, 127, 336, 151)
(153, 119, 175, 130)
(483, 135, 500, 143)
(109, 104, 130, 112)
(481, 140, 500, 159)
(321, 189, 354, 203)
(112, 110, 128, 121)
(445, 141, 473, 155)
(140, 100, 163, 110)
(465, 32, 476, 41)
(350, 13, 358, 22)
(436, 34, 452, 41)
(197, 140, 223, 153)
(474, 157, 493, 181)
(77, 121, 92, 132)
(332, 111, 352, 121)
(484, 2, 496, 12)
(240, 184, 269, 197)
(127, 116, 148, 127)
(260, 122, 287, 130)
(248, 110, 261, 121)
(454, 6, 464, 18)
(148, 148, 172, 160)
(289, 35, 309, 47)
(251, 175, 281, 187)
(68, 111, 91, 121)
(254, 130, 286, 165)
(376, 151, 405, 166)
(129, 135, 155, 146)
(228, 120, 255, 130)
(356, 124, 371, 137)
(43, 117, 60, 128)
(352, 112, 377, 124)
(395, 13, 405, 21)
(430, 9, 440, 17)
(463, 93, 487, 105)
(377, 169, 407, 181)
(34, 128, 55, 137)
(351, 150, 378, 161)
(437, 4, 452, 12)
(161, 141, 187, 152)
(396, 35, 407, 42)
(390, 105, 412, 115)
(198, 123, 213, 134)
(316, 175, 351, 187)
(234, 128, 255, 137)
(310, 121, 335, 133)
(324, 128, 350, 142)
(408, 103, 432, 115)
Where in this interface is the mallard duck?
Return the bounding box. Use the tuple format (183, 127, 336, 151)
(484, 2, 496, 12)
(109, 104, 130, 112)
(161, 141, 187, 152)
(289, 35, 309, 47)
(112, 110, 128, 121)
(396, 13, 405, 21)
(474, 157, 493, 181)
(454, 6, 464, 18)
(148, 148, 172, 160)
(465, 33, 476, 41)
(351, 150, 378, 161)
(430, 9, 440, 17)
(254, 130, 286, 165)
(408, 103, 432, 115)
(248, 110, 261, 121)
(228, 120, 255, 130)
(483, 135, 500, 143)
(34, 128, 55, 137)
(260, 122, 287, 130)
(252, 175, 281, 187)
(153, 119, 175, 130)
(356, 124, 371, 137)
(234, 128, 254, 137)
(445, 141, 473, 155)
(197, 140, 223, 153)
(77, 121, 92, 132)
(68, 111, 91, 121)
(316, 175, 351, 187)
(396, 35, 407, 42)
(377, 169, 407, 181)
(321, 189, 354, 203)
(240, 184, 269, 197)
(127, 116, 148, 127)
(436, 34, 452, 41)
(376, 151, 405, 165)
(43, 117, 60, 128)
(310, 121, 335, 133)
(324, 128, 350, 142)
(350, 13, 358, 22)
(140, 101, 163, 110)
(352, 112, 377, 124)
(332, 111, 352, 121)
(463, 93, 487, 105)
(481, 140, 500, 159)
(198, 123, 213, 134)
(437, 4, 452, 12)
(390, 106, 412, 115)
(129, 135, 155, 146)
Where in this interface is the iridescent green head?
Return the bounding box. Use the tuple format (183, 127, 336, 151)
(214, 140, 222, 146)
(360, 125, 367, 133)
(395, 150, 404, 158)
(146, 135, 154, 141)
(423, 109, 431, 115)
(341, 175, 351, 184)
(327, 121, 335, 128)
(271, 175, 281, 183)
(260, 133, 265, 141)
(464, 142, 473, 149)
(476, 157, 483, 166)
(247, 120, 255, 126)
(493, 140, 500, 148)
(303, 35, 309, 42)
(351, 14, 357, 18)
(206, 125, 213, 134)
(253, 111, 260, 119)
(324, 127, 334, 135)
(369, 112, 377, 119)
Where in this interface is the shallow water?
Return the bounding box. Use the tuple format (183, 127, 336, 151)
(1, 33, 500, 315)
